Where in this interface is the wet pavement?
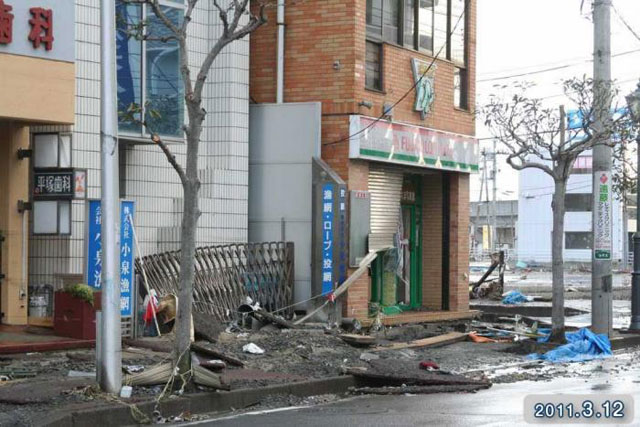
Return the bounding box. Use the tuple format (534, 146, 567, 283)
(192, 348, 640, 426)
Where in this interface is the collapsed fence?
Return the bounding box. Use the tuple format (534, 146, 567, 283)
(135, 242, 295, 322)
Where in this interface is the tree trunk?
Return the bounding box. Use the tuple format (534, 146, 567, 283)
(174, 106, 204, 388)
(550, 178, 567, 343)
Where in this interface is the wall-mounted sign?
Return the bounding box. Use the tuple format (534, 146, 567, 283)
(321, 183, 334, 295)
(33, 168, 87, 200)
(411, 59, 436, 120)
(85, 200, 136, 317)
(349, 115, 479, 173)
(0, 0, 74, 63)
(594, 172, 612, 260)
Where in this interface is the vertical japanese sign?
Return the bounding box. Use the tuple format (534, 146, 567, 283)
(337, 187, 347, 284)
(594, 172, 612, 260)
(119, 201, 135, 316)
(86, 200, 135, 316)
(322, 184, 334, 295)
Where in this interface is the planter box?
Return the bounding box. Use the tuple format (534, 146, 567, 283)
(54, 291, 96, 340)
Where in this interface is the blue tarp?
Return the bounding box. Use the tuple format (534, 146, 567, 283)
(502, 290, 532, 305)
(527, 328, 613, 363)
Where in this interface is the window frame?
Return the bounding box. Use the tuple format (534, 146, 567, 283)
(565, 193, 593, 212)
(453, 66, 468, 110)
(116, 0, 185, 143)
(565, 231, 592, 250)
(365, 41, 384, 92)
(365, 0, 468, 62)
(32, 200, 72, 236)
(33, 133, 73, 169)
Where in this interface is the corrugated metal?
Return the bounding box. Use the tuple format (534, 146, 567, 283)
(368, 164, 403, 251)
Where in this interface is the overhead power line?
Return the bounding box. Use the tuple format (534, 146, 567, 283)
(477, 49, 640, 83)
(612, 2, 640, 44)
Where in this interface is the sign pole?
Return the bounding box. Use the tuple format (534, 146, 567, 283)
(99, 0, 122, 393)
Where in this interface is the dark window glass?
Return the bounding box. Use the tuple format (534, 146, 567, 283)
(418, 0, 434, 51)
(383, 0, 400, 43)
(367, 0, 383, 38)
(116, 1, 143, 134)
(565, 193, 592, 212)
(366, 41, 382, 90)
(565, 232, 592, 250)
(146, 6, 184, 138)
(454, 66, 467, 109)
(450, 0, 466, 64)
(404, 0, 415, 47)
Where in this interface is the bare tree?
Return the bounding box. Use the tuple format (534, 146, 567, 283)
(120, 0, 267, 386)
(482, 77, 634, 342)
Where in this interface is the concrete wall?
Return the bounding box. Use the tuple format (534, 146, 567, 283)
(27, 0, 250, 295)
(248, 102, 322, 305)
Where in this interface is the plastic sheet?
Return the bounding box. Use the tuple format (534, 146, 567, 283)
(527, 328, 612, 363)
(501, 290, 532, 305)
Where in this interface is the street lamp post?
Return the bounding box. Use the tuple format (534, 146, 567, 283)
(625, 81, 640, 331)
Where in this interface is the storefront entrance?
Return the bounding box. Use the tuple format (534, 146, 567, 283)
(370, 172, 422, 315)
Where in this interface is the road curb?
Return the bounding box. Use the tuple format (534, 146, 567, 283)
(39, 375, 359, 426)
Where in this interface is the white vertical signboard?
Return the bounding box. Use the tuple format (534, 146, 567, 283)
(594, 171, 612, 260)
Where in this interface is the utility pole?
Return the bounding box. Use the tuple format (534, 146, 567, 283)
(483, 149, 491, 251)
(492, 139, 498, 251)
(99, 0, 122, 393)
(592, 0, 613, 336)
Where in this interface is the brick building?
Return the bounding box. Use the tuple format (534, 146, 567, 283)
(250, 0, 478, 322)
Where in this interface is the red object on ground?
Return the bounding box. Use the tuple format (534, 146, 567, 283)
(53, 291, 96, 340)
(419, 360, 440, 371)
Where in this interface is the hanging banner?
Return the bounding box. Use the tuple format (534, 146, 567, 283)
(85, 199, 136, 316)
(349, 115, 479, 173)
(594, 172, 612, 260)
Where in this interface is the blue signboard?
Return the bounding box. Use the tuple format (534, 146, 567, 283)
(86, 200, 135, 316)
(322, 184, 334, 295)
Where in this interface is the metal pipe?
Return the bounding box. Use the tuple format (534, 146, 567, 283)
(99, 0, 122, 393)
(276, 0, 285, 103)
(21, 209, 27, 302)
(630, 133, 640, 330)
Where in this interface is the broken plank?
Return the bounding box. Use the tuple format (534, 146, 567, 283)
(251, 309, 299, 329)
(370, 332, 468, 352)
(191, 343, 244, 367)
(339, 334, 377, 347)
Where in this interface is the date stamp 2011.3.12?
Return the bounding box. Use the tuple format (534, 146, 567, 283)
(524, 395, 634, 424)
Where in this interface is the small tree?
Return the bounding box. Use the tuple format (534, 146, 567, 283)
(482, 77, 633, 342)
(121, 0, 267, 386)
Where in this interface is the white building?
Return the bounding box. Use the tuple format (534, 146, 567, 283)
(517, 154, 625, 264)
(28, 1, 249, 292)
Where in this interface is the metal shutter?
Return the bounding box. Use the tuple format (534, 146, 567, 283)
(368, 164, 403, 251)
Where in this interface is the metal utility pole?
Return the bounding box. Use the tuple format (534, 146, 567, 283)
(591, 0, 613, 336)
(99, 0, 122, 393)
(625, 81, 640, 331)
(492, 139, 498, 251)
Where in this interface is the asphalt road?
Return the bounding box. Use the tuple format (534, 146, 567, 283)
(187, 355, 640, 427)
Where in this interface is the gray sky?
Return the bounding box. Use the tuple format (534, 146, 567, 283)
(473, 0, 640, 202)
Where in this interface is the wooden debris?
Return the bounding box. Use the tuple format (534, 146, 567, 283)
(338, 334, 377, 347)
(124, 362, 172, 386)
(193, 311, 224, 343)
(350, 383, 491, 395)
(345, 359, 490, 388)
(370, 332, 468, 352)
(193, 365, 229, 390)
(199, 360, 227, 371)
(191, 343, 244, 367)
(123, 338, 173, 354)
(251, 309, 299, 329)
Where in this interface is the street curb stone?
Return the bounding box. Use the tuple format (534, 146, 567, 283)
(38, 375, 359, 426)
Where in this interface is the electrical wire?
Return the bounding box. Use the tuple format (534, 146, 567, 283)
(477, 49, 640, 83)
(324, 1, 468, 148)
(612, 2, 640, 44)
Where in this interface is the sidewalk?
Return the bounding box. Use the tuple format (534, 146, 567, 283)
(0, 325, 94, 354)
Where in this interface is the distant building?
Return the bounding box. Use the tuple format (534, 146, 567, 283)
(470, 200, 518, 254)
(517, 154, 625, 263)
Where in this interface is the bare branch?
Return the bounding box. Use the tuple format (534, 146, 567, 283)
(151, 133, 187, 185)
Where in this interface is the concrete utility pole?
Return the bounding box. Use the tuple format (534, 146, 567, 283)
(99, 0, 122, 393)
(483, 149, 491, 251)
(492, 139, 498, 250)
(591, 0, 613, 336)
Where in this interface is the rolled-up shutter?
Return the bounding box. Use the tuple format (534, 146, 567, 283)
(368, 164, 403, 251)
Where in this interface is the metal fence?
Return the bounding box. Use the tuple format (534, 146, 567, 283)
(135, 242, 295, 321)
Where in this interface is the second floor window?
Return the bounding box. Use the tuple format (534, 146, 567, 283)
(116, 0, 184, 139)
(366, 41, 383, 90)
(366, 0, 467, 66)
